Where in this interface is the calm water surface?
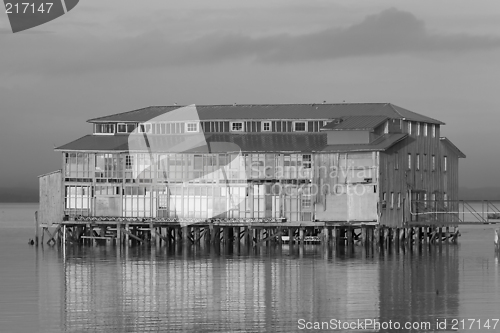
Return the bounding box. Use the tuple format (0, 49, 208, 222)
(1, 203, 499, 332)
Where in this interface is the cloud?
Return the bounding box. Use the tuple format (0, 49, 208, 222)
(3, 8, 500, 76)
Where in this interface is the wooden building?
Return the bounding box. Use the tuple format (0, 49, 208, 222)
(39, 103, 465, 230)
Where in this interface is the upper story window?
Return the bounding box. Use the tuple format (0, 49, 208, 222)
(394, 152, 399, 170)
(138, 123, 152, 134)
(432, 155, 436, 171)
(117, 123, 137, 134)
(432, 124, 436, 137)
(408, 153, 412, 170)
(231, 122, 244, 132)
(416, 122, 420, 136)
(95, 123, 115, 134)
(262, 121, 271, 132)
(294, 121, 307, 132)
(408, 121, 412, 135)
(186, 122, 199, 133)
(444, 156, 448, 172)
(384, 121, 389, 134)
(416, 154, 420, 171)
(423, 123, 428, 137)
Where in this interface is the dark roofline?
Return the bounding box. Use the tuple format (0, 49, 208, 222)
(87, 103, 444, 125)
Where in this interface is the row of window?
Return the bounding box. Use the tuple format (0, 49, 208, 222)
(382, 121, 438, 137)
(394, 153, 447, 172)
(382, 192, 448, 209)
(94, 120, 331, 135)
(407, 121, 437, 137)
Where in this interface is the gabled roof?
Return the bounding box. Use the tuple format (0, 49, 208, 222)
(87, 103, 444, 124)
(440, 137, 466, 158)
(321, 115, 388, 131)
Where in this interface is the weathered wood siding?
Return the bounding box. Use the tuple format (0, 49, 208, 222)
(314, 152, 378, 222)
(379, 122, 444, 227)
(440, 141, 461, 222)
(39, 170, 63, 226)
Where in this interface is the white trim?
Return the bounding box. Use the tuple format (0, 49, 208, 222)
(117, 123, 128, 134)
(293, 121, 307, 132)
(230, 121, 244, 132)
(262, 121, 271, 132)
(94, 123, 116, 134)
(185, 122, 199, 133)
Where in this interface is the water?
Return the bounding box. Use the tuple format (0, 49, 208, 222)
(1, 203, 500, 332)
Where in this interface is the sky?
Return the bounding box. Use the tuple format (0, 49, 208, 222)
(1, 0, 500, 189)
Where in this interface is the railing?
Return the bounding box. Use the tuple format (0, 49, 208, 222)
(411, 200, 500, 224)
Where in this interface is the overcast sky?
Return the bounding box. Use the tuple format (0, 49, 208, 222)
(1, 0, 499, 189)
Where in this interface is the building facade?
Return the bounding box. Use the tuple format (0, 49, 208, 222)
(40, 103, 465, 227)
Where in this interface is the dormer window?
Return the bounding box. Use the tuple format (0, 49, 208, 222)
(117, 123, 136, 134)
(262, 121, 271, 132)
(186, 122, 199, 133)
(294, 121, 306, 132)
(138, 123, 152, 134)
(231, 122, 244, 132)
(95, 124, 115, 134)
(384, 121, 389, 134)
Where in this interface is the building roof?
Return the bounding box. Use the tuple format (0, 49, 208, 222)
(440, 137, 466, 158)
(87, 103, 444, 125)
(321, 115, 388, 131)
(56, 135, 130, 152)
(56, 132, 407, 153)
(320, 133, 407, 152)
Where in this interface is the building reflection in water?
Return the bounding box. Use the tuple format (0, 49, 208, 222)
(38, 243, 459, 332)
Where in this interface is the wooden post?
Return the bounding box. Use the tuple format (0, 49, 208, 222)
(323, 226, 329, 244)
(125, 223, 130, 246)
(182, 226, 189, 244)
(445, 227, 450, 244)
(194, 227, 201, 245)
(416, 227, 422, 246)
(62, 225, 66, 245)
(423, 227, 428, 244)
(374, 227, 379, 247)
(437, 227, 442, 245)
(299, 227, 305, 243)
(150, 223, 156, 246)
(34, 211, 39, 246)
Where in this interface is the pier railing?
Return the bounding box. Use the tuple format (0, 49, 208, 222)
(410, 200, 500, 224)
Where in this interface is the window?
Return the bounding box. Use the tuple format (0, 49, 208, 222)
(416, 122, 420, 136)
(423, 123, 428, 137)
(138, 123, 152, 133)
(423, 154, 427, 171)
(444, 156, 447, 172)
(408, 121, 412, 135)
(125, 155, 133, 170)
(390, 192, 394, 209)
(408, 153, 412, 170)
(231, 122, 244, 132)
(302, 154, 312, 169)
(127, 124, 136, 133)
(397, 192, 401, 209)
(294, 121, 307, 132)
(395, 152, 399, 170)
(423, 193, 428, 207)
(95, 123, 115, 134)
(444, 193, 448, 208)
(432, 124, 436, 137)
(186, 122, 199, 133)
(302, 196, 312, 208)
(117, 123, 127, 133)
(382, 192, 387, 209)
(384, 121, 389, 134)
(262, 121, 271, 132)
(432, 155, 436, 171)
(416, 154, 420, 171)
